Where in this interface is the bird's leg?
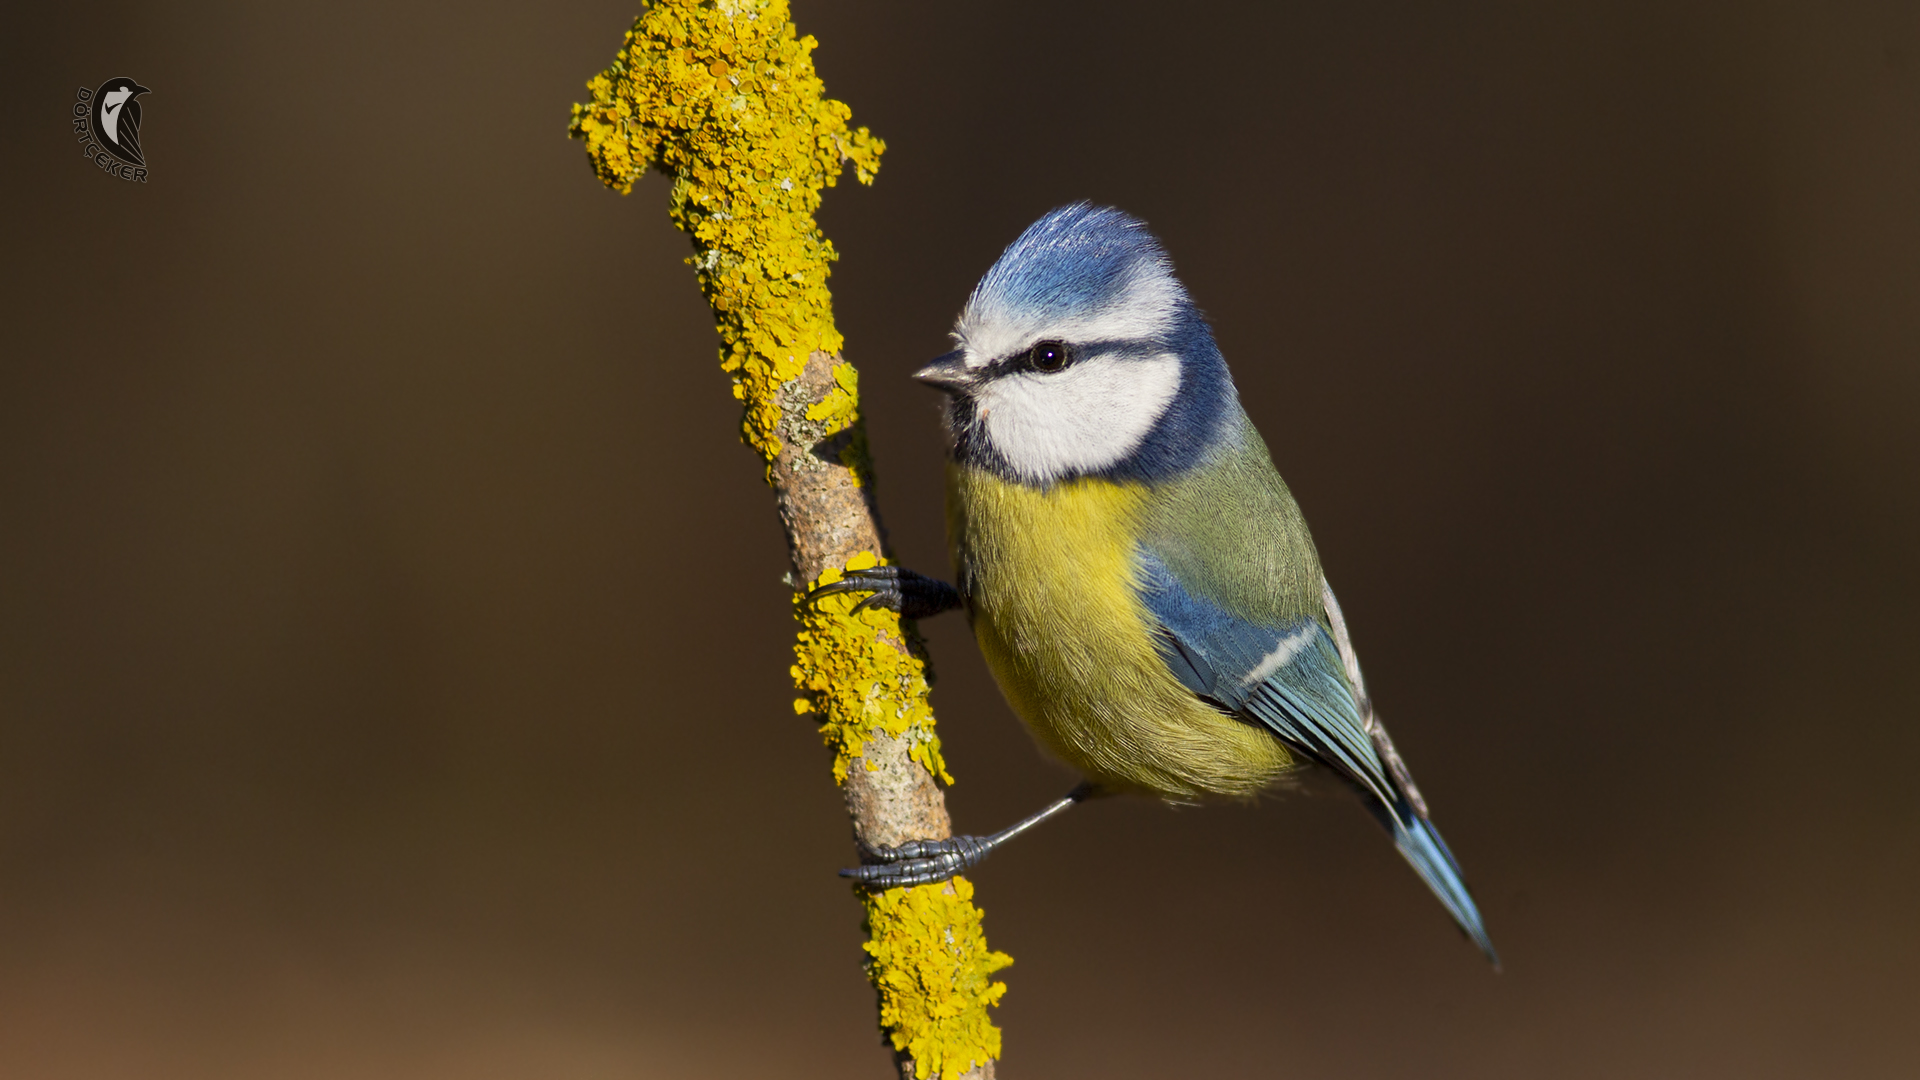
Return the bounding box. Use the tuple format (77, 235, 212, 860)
(841, 782, 1098, 888)
(806, 565, 963, 620)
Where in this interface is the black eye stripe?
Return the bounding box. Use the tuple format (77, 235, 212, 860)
(997, 339, 1077, 375)
(987, 338, 1167, 376)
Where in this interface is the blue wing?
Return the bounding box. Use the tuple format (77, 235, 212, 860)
(1136, 551, 1498, 963)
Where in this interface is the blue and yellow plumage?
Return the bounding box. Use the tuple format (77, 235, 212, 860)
(822, 203, 1496, 965)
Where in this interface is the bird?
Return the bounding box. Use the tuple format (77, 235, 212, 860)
(93, 78, 151, 167)
(811, 202, 1497, 964)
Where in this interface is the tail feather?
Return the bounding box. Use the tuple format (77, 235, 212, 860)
(1390, 813, 1500, 968)
(1321, 581, 1497, 967)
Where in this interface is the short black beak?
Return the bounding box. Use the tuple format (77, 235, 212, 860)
(913, 350, 973, 392)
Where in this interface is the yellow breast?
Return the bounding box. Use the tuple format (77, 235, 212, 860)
(946, 464, 1294, 800)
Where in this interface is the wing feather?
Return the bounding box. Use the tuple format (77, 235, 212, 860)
(1137, 550, 1498, 963)
(1136, 551, 1397, 813)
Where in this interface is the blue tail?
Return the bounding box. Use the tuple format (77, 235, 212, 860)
(1390, 813, 1500, 967)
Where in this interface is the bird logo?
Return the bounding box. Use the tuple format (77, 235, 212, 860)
(91, 78, 151, 167)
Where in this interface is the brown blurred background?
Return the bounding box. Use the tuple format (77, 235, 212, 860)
(3, 1, 1917, 1076)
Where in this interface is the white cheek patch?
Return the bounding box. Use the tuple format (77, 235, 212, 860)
(956, 268, 1185, 368)
(974, 353, 1182, 481)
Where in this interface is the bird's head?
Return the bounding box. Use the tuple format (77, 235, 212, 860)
(98, 78, 151, 106)
(919, 203, 1240, 486)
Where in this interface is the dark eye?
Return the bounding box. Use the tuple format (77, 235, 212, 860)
(1027, 340, 1074, 372)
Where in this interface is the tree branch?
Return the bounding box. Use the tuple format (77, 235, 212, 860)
(568, 3, 1006, 1076)
(776, 351, 955, 850)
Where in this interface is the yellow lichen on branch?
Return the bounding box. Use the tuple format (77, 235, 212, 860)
(796, 552, 951, 785)
(864, 877, 1013, 1080)
(568, 0, 882, 466)
(569, 3, 1008, 1076)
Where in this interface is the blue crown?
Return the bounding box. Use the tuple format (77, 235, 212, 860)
(968, 203, 1187, 338)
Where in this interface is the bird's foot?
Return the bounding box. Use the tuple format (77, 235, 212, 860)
(806, 565, 962, 620)
(838, 785, 1096, 889)
(840, 835, 992, 889)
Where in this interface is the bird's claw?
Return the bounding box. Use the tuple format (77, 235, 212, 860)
(805, 566, 963, 620)
(806, 567, 901, 615)
(839, 834, 990, 889)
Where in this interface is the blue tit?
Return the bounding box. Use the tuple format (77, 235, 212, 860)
(814, 203, 1497, 964)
